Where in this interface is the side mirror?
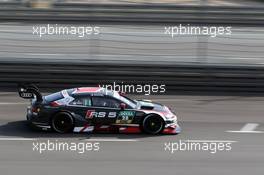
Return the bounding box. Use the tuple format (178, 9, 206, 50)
(120, 103, 127, 110)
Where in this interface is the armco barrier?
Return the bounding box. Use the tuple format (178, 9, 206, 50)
(0, 3, 264, 25)
(0, 61, 264, 94)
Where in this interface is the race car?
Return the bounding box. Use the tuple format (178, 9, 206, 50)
(18, 84, 181, 134)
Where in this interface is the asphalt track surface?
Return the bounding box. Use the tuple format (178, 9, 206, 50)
(0, 92, 263, 175)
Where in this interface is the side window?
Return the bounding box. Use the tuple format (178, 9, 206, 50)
(69, 96, 91, 107)
(92, 97, 121, 108)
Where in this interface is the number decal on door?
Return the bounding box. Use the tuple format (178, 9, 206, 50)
(116, 111, 135, 124)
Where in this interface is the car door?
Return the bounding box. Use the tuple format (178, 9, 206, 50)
(66, 95, 95, 124)
(91, 96, 139, 125)
(91, 96, 121, 125)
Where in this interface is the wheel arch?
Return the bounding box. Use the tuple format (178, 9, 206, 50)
(49, 110, 76, 124)
(140, 113, 165, 134)
(49, 110, 76, 133)
(140, 111, 167, 124)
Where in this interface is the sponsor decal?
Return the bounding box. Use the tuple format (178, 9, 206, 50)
(85, 110, 117, 119)
(116, 111, 135, 124)
(73, 125, 94, 133)
(19, 92, 34, 98)
(85, 110, 95, 119)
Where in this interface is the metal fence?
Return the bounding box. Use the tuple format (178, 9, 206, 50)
(0, 3, 264, 93)
(0, 24, 263, 66)
(0, 3, 264, 25)
(1, 61, 264, 93)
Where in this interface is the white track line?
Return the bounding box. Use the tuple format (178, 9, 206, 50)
(0, 92, 15, 95)
(0, 138, 36, 141)
(240, 123, 259, 131)
(0, 138, 138, 142)
(0, 102, 28, 105)
(27, 53, 65, 56)
(227, 131, 264, 133)
(84, 139, 138, 142)
(183, 140, 237, 143)
(150, 99, 190, 102)
(226, 123, 264, 133)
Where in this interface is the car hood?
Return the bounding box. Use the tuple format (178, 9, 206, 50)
(136, 100, 167, 112)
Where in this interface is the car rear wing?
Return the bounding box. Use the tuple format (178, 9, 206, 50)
(18, 84, 43, 102)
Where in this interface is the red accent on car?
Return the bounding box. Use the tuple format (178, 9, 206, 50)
(80, 124, 90, 132)
(119, 103, 127, 110)
(31, 107, 38, 113)
(49, 101, 60, 107)
(76, 87, 101, 93)
(119, 126, 141, 134)
(94, 125, 111, 132)
(85, 110, 95, 119)
(162, 127, 177, 134)
(118, 91, 126, 96)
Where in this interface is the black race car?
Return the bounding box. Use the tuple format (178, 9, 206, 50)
(18, 84, 181, 134)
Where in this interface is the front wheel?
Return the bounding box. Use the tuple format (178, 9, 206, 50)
(142, 114, 164, 134)
(51, 112, 74, 133)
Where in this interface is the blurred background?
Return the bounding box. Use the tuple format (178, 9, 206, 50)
(0, 0, 264, 93)
(1, 2, 264, 175)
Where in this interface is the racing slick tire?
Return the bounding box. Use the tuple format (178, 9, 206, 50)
(142, 114, 165, 134)
(51, 112, 74, 133)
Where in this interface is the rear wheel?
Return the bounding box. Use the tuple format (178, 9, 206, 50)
(142, 114, 164, 134)
(52, 112, 74, 133)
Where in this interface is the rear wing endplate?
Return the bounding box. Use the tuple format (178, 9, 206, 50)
(18, 84, 43, 102)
